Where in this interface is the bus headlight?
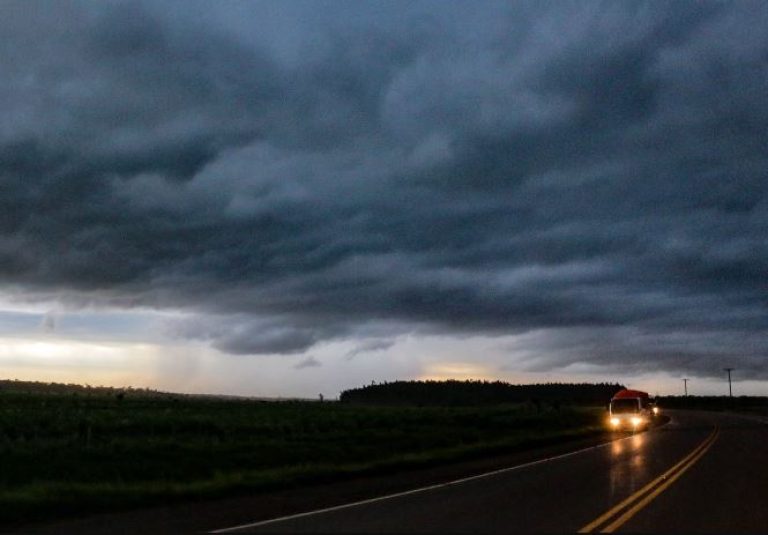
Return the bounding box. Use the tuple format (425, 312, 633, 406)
(610, 417, 620, 426)
(631, 416, 642, 427)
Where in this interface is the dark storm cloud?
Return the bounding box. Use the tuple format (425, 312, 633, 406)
(2, 0, 767, 379)
(344, 339, 395, 360)
(294, 356, 322, 370)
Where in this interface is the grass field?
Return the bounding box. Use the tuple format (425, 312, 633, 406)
(0, 389, 605, 524)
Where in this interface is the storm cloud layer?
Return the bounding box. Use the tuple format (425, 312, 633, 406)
(1, 0, 767, 379)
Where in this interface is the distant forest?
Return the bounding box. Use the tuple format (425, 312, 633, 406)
(340, 380, 626, 407)
(0, 379, 164, 398)
(658, 395, 768, 411)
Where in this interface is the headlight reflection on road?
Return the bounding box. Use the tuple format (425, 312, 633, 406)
(609, 431, 645, 460)
(609, 431, 646, 499)
(631, 434, 645, 467)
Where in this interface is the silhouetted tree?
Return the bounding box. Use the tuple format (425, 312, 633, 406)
(339, 380, 626, 407)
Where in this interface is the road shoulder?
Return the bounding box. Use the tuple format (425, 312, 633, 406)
(17, 432, 621, 534)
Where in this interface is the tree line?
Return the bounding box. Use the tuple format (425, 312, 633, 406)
(340, 380, 625, 407)
(0, 379, 163, 398)
(657, 395, 768, 411)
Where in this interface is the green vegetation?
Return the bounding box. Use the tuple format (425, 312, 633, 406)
(658, 395, 768, 414)
(0, 380, 608, 525)
(340, 380, 625, 406)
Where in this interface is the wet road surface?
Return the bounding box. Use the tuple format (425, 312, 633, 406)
(18, 410, 768, 533)
(213, 411, 767, 533)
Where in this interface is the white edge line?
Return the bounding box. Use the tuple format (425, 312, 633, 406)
(209, 430, 650, 533)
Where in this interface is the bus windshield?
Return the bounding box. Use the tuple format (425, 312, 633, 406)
(611, 399, 640, 414)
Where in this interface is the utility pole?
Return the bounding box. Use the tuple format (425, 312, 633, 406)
(723, 368, 734, 398)
(682, 378, 688, 397)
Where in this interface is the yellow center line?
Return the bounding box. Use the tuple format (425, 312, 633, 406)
(578, 426, 719, 533)
(600, 428, 718, 532)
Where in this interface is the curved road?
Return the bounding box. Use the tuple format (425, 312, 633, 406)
(212, 411, 767, 533)
(20, 410, 768, 533)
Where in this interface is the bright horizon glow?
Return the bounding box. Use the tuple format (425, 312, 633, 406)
(1, 326, 765, 399)
(2, 3, 767, 400)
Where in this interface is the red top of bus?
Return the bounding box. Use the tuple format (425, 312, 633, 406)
(611, 389, 650, 400)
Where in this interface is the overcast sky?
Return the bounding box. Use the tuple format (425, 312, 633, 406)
(1, 0, 766, 397)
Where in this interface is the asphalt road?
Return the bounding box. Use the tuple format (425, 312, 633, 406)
(211, 410, 767, 533)
(19, 410, 768, 534)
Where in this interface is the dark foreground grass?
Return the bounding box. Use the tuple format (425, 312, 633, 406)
(0, 391, 605, 524)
